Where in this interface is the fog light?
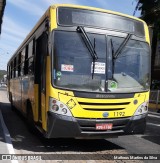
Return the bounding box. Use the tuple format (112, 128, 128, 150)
(52, 105, 59, 111)
(62, 108, 67, 114)
(133, 99, 138, 105)
(60, 104, 64, 108)
(52, 100, 56, 104)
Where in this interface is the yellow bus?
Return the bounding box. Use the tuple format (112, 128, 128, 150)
(7, 4, 151, 138)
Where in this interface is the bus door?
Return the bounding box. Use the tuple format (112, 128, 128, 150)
(35, 32, 48, 124)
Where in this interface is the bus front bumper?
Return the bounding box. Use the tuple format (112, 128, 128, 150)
(46, 112, 147, 139)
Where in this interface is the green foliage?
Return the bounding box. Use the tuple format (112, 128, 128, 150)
(135, 0, 160, 24)
(135, 0, 160, 41)
(135, 0, 160, 81)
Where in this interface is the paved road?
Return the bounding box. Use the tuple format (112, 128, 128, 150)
(0, 88, 160, 163)
(108, 114, 160, 154)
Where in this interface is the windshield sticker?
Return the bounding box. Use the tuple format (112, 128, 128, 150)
(108, 80, 118, 90)
(61, 64, 74, 72)
(56, 71, 62, 77)
(91, 62, 105, 74)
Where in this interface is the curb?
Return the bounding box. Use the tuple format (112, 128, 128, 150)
(0, 110, 18, 163)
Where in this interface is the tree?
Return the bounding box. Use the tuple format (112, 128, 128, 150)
(134, 0, 160, 23)
(134, 0, 160, 80)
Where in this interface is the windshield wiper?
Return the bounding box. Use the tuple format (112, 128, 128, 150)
(76, 26, 98, 79)
(114, 33, 132, 59)
(109, 34, 132, 80)
(110, 38, 115, 78)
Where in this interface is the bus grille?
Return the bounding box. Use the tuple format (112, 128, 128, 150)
(76, 118, 130, 132)
(77, 101, 131, 111)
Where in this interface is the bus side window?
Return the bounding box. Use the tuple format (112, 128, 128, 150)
(24, 45, 29, 75)
(21, 49, 25, 76)
(7, 66, 10, 80)
(15, 56, 18, 78)
(10, 62, 12, 79)
(7, 66, 9, 80)
(14, 57, 16, 78)
(28, 39, 35, 74)
(18, 52, 21, 77)
(12, 68, 14, 79)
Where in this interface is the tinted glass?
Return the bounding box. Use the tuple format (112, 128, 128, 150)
(109, 36, 150, 92)
(53, 31, 150, 93)
(58, 7, 145, 37)
(53, 31, 107, 92)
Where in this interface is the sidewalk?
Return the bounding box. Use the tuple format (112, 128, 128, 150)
(0, 108, 13, 163)
(0, 109, 10, 154)
(0, 88, 15, 162)
(0, 88, 18, 163)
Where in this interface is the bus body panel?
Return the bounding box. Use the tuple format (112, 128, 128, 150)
(46, 111, 146, 138)
(49, 85, 149, 119)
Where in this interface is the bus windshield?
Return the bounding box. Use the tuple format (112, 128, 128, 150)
(53, 31, 150, 93)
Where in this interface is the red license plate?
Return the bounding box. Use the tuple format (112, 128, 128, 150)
(96, 123, 113, 130)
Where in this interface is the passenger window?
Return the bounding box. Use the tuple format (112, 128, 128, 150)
(14, 58, 16, 78)
(21, 62, 24, 76)
(10, 62, 13, 79)
(7, 66, 10, 79)
(28, 39, 35, 74)
(20, 49, 25, 76)
(24, 45, 28, 75)
(18, 53, 21, 77)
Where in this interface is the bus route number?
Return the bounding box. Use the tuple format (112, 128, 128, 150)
(114, 112, 125, 117)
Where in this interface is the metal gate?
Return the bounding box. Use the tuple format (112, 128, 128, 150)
(149, 90, 160, 110)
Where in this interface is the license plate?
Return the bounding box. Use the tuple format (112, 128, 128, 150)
(96, 123, 113, 130)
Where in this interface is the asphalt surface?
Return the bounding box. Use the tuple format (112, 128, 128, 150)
(0, 87, 160, 163)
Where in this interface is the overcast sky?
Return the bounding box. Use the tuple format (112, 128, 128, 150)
(0, 0, 140, 70)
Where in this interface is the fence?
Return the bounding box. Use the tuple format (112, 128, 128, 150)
(149, 90, 160, 110)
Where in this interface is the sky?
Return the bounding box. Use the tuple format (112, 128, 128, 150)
(0, 0, 141, 70)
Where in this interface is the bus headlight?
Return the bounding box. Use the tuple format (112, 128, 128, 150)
(132, 101, 148, 120)
(49, 97, 72, 117)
